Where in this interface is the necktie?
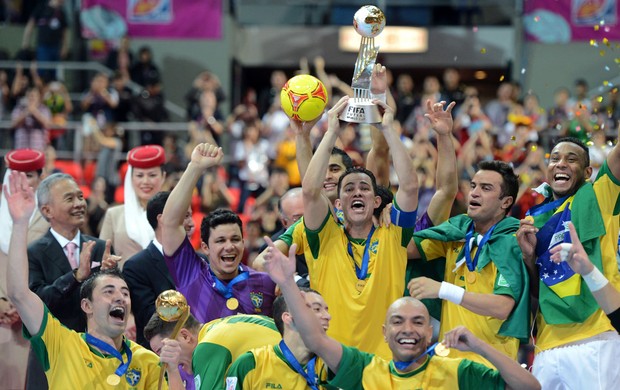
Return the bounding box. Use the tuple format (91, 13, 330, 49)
(66, 242, 78, 269)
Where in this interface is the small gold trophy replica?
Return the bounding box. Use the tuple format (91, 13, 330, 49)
(339, 5, 386, 124)
(155, 290, 190, 390)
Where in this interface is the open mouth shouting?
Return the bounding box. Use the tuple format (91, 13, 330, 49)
(109, 306, 126, 324)
(351, 199, 366, 212)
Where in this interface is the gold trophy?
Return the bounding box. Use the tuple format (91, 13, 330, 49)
(155, 290, 190, 390)
(339, 5, 386, 124)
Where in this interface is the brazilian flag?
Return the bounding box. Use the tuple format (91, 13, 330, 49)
(407, 214, 531, 343)
(531, 182, 605, 324)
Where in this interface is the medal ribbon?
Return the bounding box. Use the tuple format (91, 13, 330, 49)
(210, 267, 249, 299)
(279, 341, 318, 390)
(346, 226, 376, 280)
(85, 333, 132, 378)
(464, 222, 497, 272)
(392, 342, 440, 371)
(526, 195, 568, 217)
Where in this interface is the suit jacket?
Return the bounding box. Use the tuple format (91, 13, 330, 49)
(122, 241, 175, 348)
(100, 205, 144, 266)
(28, 230, 106, 332)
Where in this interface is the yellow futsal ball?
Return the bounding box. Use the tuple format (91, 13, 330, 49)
(280, 75, 328, 122)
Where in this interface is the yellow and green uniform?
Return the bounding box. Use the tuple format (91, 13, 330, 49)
(411, 215, 529, 367)
(193, 314, 281, 390)
(529, 161, 620, 351)
(329, 344, 506, 390)
(296, 204, 414, 359)
(225, 344, 328, 389)
(25, 305, 163, 389)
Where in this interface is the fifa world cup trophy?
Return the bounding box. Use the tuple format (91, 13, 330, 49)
(339, 5, 386, 124)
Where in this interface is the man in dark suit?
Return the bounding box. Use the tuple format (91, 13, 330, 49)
(123, 191, 195, 348)
(27, 173, 113, 389)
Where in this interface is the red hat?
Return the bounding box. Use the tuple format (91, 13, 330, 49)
(5, 149, 45, 172)
(127, 145, 165, 169)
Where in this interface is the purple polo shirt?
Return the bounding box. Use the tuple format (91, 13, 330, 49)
(414, 211, 434, 232)
(164, 237, 276, 323)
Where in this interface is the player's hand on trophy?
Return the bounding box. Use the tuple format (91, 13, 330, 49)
(370, 63, 387, 95)
(373, 99, 394, 131)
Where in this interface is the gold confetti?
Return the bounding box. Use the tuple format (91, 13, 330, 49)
(597, 96, 604, 102)
(480, 48, 487, 54)
(586, 141, 594, 146)
(531, 145, 538, 152)
(545, 153, 550, 159)
(511, 135, 516, 141)
(594, 25, 600, 31)
(615, 58, 620, 64)
(613, 87, 618, 93)
(604, 80, 610, 86)
(590, 39, 597, 46)
(499, 75, 505, 81)
(603, 38, 610, 46)
(600, 49, 606, 56)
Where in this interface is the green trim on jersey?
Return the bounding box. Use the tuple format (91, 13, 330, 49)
(280, 218, 302, 247)
(23, 304, 51, 371)
(225, 351, 256, 389)
(306, 212, 331, 259)
(224, 314, 278, 331)
(457, 359, 505, 390)
(193, 343, 232, 390)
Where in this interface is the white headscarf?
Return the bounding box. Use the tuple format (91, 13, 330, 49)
(0, 170, 38, 254)
(123, 165, 155, 249)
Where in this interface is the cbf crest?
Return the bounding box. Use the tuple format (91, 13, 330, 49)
(125, 368, 142, 386)
(369, 240, 378, 255)
(250, 292, 264, 312)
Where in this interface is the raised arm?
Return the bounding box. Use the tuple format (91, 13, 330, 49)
(263, 238, 343, 372)
(444, 326, 540, 390)
(302, 96, 349, 230)
(161, 143, 223, 256)
(375, 99, 418, 212)
(291, 115, 321, 180)
(606, 118, 620, 180)
(5, 171, 44, 335)
(425, 100, 458, 225)
(366, 64, 391, 187)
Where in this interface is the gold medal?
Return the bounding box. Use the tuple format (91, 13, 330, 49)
(466, 272, 476, 284)
(226, 297, 239, 310)
(434, 343, 450, 357)
(524, 216, 534, 223)
(107, 374, 121, 386)
(355, 279, 367, 293)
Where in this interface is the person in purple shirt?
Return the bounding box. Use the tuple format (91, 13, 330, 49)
(161, 143, 276, 323)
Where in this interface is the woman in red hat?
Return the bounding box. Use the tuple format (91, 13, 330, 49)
(99, 145, 166, 265)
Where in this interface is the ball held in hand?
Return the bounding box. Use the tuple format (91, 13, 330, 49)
(280, 75, 328, 122)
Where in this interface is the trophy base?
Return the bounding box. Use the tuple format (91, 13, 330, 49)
(339, 99, 382, 124)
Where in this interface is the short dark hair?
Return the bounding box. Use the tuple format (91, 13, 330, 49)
(80, 268, 126, 301)
(554, 137, 590, 167)
(143, 311, 202, 343)
(477, 160, 519, 215)
(337, 167, 378, 198)
(273, 287, 321, 336)
(374, 185, 393, 219)
(146, 191, 170, 230)
(331, 147, 354, 170)
(200, 208, 243, 244)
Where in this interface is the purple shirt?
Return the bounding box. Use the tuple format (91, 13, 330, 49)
(414, 211, 434, 232)
(164, 237, 276, 323)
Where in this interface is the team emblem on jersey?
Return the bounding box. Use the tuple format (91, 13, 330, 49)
(250, 292, 264, 312)
(369, 240, 378, 255)
(83, 359, 93, 368)
(125, 368, 142, 386)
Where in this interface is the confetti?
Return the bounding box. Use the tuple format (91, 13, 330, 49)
(599, 20, 605, 25)
(511, 135, 516, 141)
(605, 26, 610, 33)
(613, 87, 619, 93)
(480, 48, 487, 54)
(603, 38, 610, 46)
(600, 50, 606, 56)
(597, 96, 604, 102)
(499, 75, 505, 81)
(615, 58, 620, 64)
(531, 145, 538, 151)
(586, 141, 594, 146)
(545, 153, 550, 159)
(575, 126, 582, 132)
(590, 39, 598, 46)
(594, 25, 600, 31)
(473, 26, 478, 32)
(608, 141, 614, 147)
(534, 16, 540, 22)
(605, 66, 610, 71)
(521, 68, 526, 74)
(604, 80, 610, 86)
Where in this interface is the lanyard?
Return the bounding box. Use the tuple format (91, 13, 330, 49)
(211, 268, 249, 299)
(526, 195, 568, 217)
(392, 342, 439, 371)
(464, 222, 497, 272)
(346, 226, 376, 280)
(279, 341, 318, 390)
(85, 333, 132, 378)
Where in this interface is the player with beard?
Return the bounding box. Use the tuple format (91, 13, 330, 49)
(261, 238, 540, 390)
(517, 136, 620, 388)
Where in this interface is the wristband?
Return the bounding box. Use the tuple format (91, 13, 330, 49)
(438, 282, 465, 304)
(582, 267, 609, 292)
